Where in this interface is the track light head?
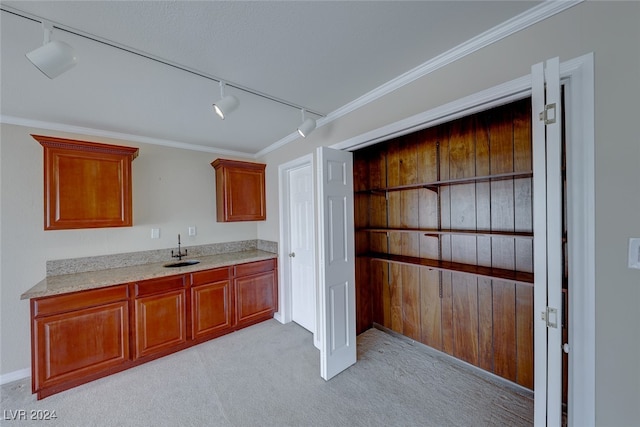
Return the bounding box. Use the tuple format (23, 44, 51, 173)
(298, 118, 316, 138)
(213, 82, 239, 119)
(213, 95, 239, 120)
(297, 109, 316, 138)
(26, 22, 77, 79)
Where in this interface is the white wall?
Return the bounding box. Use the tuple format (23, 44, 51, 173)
(0, 124, 258, 376)
(257, 2, 640, 425)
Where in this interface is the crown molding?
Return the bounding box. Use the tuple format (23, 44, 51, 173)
(0, 115, 254, 159)
(260, 0, 583, 157)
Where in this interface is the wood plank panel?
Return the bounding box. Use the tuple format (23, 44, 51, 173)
(476, 114, 491, 177)
(355, 257, 372, 334)
(486, 105, 514, 174)
(368, 148, 386, 189)
(477, 278, 494, 372)
(516, 283, 534, 389)
(398, 135, 418, 186)
(513, 98, 532, 173)
(491, 183, 515, 270)
(371, 260, 388, 327)
(353, 151, 369, 193)
(441, 272, 454, 356)
(448, 116, 476, 179)
(452, 273, 479, 366)
(515, 178, 533, 274)
(387, 140, 401, 188)
(402, 264, 421, 340)
(492, 280, 517, 382)
(389, 262, 403, 334)
(401, 223, 420, 340)
(420, 269, 442, 350)
(416, 127, 439, 184)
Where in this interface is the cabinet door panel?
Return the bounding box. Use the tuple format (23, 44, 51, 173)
(191, 280, 232, 340)
(33, 301, 129, 390)
(235, 271, 276, 328)
(135, 290, 186, 358)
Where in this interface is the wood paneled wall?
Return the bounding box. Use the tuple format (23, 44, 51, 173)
(354, 98, 534, 389)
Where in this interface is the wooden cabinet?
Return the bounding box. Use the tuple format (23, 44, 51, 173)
(190, 267, 233, 341)
(32, 135, 138, 230)
(211, 158, 266, 222)
(30, 258, 277, 399)
(234, 259, 278, 328)
(31, 285, 129, 399)
(133, 275, 187, 359)
(354, 98, 534, 389)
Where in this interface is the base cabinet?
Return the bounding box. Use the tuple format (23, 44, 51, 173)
(30, 258, 277, 399)
(31, 286, 129, 399)
(234, 260, 277, 328)
(134, 275, 187, 359)
(190, 267, 233, 341)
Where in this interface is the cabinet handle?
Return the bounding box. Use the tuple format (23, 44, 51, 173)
(289, 252, 296, 258)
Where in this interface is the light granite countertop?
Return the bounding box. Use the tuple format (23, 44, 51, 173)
(22, 249, 277, 300)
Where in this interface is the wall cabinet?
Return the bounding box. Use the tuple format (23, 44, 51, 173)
(31, 285, 130, 399)
(354, 99, 534, 389)
(211, 158, 266, 222)
(30, 259, 277, 399)
(32, 134, 138, 230)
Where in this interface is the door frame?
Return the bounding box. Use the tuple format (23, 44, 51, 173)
(332, 53, 595, 426)
(277, 153, 320, 348)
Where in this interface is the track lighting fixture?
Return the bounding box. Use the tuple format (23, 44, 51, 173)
(297, 109, 316, 138)
(213, 81, 239, 120)
(26, 21, 77, 79)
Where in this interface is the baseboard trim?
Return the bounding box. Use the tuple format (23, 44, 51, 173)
(0, 368, 30, 386)
(372, 323, 534, 399)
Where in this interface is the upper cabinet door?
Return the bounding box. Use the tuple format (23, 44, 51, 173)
(33, 135, 138, 230)
(211, 158, 266, 222)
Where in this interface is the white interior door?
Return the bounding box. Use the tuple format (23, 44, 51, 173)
(288, 164, 316, 333)
(532, 57, 563, 426)
(316, 146, 357, 381)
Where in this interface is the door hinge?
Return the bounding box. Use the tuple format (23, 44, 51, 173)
(541, 306, 559, 328)
(539, 103, 557, 125)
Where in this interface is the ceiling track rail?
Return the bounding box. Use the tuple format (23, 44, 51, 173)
(1, 5, 325, 118)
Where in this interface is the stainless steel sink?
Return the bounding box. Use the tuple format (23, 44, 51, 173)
(163, 260, 200, 268)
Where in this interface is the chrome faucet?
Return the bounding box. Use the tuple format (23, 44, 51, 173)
(171, 234, 187, 260)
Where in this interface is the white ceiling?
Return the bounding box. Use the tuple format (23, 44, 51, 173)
(0, 1, 542, 157)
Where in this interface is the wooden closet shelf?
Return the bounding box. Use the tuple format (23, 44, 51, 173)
(361, 252, 534, 286)
(354, 171, 533, 195)
(356, 228, 533, 239)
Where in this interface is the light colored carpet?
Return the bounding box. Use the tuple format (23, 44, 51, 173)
(0, 320, 533, 426)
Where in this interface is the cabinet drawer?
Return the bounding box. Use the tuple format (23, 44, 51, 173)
(32, 285, 128, 317)
(135, 275, 185, 297)
(191, 267, 230, 287)
(234, 259, 276, 277)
